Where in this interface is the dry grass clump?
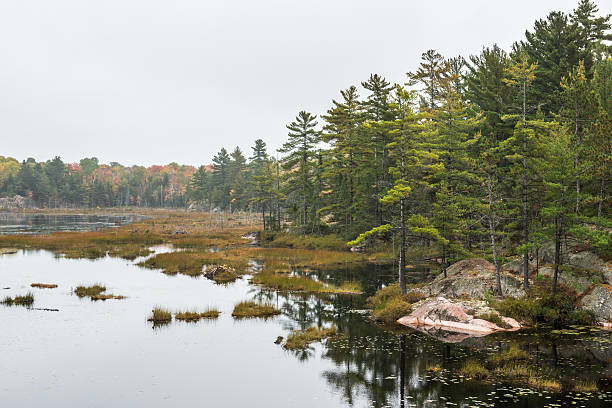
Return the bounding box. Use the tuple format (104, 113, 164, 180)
(425, 362, 442, 373)
(283, 326, 337, 350)
(231, 301, 281, 318)
(175, 308, 220, 321)
(31, 283, 58, 289)
(74, 284, 106, 297)
(251, 272, 361, 294)
(2, 292, 34, 306)
(459, 360, 490, 380)
(148, 307, 172, 323)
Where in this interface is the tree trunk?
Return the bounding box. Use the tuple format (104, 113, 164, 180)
(487, 172, 502, 297)
(399, 197, 407, 295)
(522, 81, 530, 291)
(552, 216, 562, 297)
(262, 203, 266, 231)
(597, 176, 605, 230)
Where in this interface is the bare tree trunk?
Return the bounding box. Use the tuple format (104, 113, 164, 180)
(399, 197, 406, 295)
(597, 176, 605, 230)
(487, 172, 502, 297)
(552, 216, 562, 297)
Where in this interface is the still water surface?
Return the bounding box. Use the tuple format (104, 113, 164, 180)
(0, 213, 145, 234)
(1, 220, 611, 407)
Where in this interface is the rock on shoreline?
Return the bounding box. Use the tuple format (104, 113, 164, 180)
(397, 296, 520, 343)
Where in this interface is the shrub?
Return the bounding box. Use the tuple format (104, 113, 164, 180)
(493, 293, 596, 328)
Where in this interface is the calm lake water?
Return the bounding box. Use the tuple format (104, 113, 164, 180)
(0, 213, 145, 234)
(1, 225, 611, 407)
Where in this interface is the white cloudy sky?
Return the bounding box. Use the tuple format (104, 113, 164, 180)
(0, 0, 597, 166)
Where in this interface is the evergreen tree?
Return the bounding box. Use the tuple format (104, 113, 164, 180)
(279, 111, 321, 233)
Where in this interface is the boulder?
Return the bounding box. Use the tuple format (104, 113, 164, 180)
(397, 296, 520, 343)
(538, 266, 594, 294)
(410, 258, 525, 300)
(580, 285, 612, 324)
(535, 240, 611, 284)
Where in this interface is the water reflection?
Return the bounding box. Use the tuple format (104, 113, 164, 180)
(1, 248, 610, 407)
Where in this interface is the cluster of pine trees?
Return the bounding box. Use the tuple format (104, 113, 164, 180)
(0, 156, 195, 208)
(192, 0, 611, 293)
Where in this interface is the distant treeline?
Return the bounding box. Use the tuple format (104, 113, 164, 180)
(0, 156, 196, 208)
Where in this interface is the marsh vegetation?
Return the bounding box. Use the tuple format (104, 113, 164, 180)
(231, 301, 281, 318)
(2, 292, 34, 306)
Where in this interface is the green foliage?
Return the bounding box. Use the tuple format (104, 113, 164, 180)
(493, 293, 596, 328)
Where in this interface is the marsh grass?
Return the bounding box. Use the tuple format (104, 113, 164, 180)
(175, 308, 220, 321)
(371, 298, 412, 324)
(251, 273, 361, 294)
(425, 362, 442, 373)
(572, 380, 598, 392)
(91, 294, 126, 301)
(494, 362, 563, 392)
(367, 284, 424, 324)
(0, 211, 250, 261)
(231, 301, 280, 318)
(148, 307, 172, 323)
(31, 283, 58, 289)
(2, 292, 34, 306)
(488, 344, 529, 364)
(283, 326, 337, 350)
(459, 360, 489, 380)
(211, 268, 238, 284)
(108, 245, 152, 260)
(74, 284, 106, 297)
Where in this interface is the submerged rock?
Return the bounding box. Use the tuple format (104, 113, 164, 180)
(580, 284, 612, 324)
(397, 296, 520, 343)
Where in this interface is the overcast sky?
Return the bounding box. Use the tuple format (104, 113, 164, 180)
(0, 0, 598, 166)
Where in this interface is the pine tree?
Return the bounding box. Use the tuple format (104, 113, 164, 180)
(322, 86, 369, 236)
(211, 148, 231, 210)
(279, 111, 321, 233)
(407, 49, 450, 109)
(362, 74, 394, 226)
